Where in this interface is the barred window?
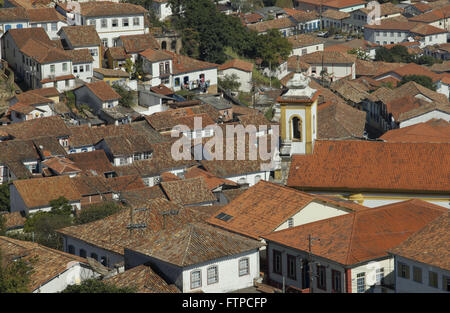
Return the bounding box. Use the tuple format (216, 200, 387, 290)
(191, 270, 201, 289)
(207, 266, 218, 285)
(239, 258, 249, 276)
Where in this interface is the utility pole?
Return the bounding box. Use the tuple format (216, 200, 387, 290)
(308, 234, 320, 293)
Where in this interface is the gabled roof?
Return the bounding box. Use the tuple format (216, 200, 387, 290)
(287, 140, 450, 194)
(409, 5, 450, 23)
(106, 46, 128, 60)
(160, 177, 217, 206)
(72, 175, 145, 196)
(359, 2, 403, 16)
(7, 27, 54, 49)
(0, 7, 28, 22)
(389, 211, 449, 271)
(184, 167, 238, 191)
(398, 102, 450, 122)
(65, 1, 147, 17)
(13, 176, 81, 208)
(218, 58, 254, 73)
(105, 264, 180, 293)
(41, 156, 81, 175)
(139, 48, 173, 62)
(93, 68, 129, 78)
(1, 116, 70, 140)
(0, 139, 40, 179)
(65, 48, 94, 64)
(59, 25, 101, 47)
(207, 180, 368, 240)
(0, 236, 88, 292)
(262, 200, 447, 266)
(128, 223, 263, 267)
(81, 81, 121, 102)
(20, 38, 71, 64)
(120, 33, 160, 53)
(68, 150, 115, 176)
(410, 22, 448, 36)
(380, 119, 450, 143)
(57, 198, 206, 255)
(318, 101, 366, 139)
(26, 7, 65, 23)
(247, 17, 296, 33)
(163, 50, 218, 74)
(287, 34, 324, 49)
(301, 50, 356, 65)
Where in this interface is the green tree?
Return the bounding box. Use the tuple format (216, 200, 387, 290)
(219, 73, 241, 92)
(0, 250, 33, 293)
(112, 84, 135, 108)
(399, 74, 436, 91)
(256, 29, 292, 67)
(0, 214, 5, 235)
(74, 202, 123, 225)
(61, 279, 136, 293)
(23, 197, 73, 250)
(275, 0, 293, 8)
(0, 183, 10, 212)
(415, 55, 437, 67)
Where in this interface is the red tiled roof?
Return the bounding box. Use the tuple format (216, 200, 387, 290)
(287, 140, 450, 193)
(207, 180, 368, 240)
(262, 199, 447, 266)
(380, 119, 450, 143)
(81, 81, 121, 102)
(219, 59, 254, 73)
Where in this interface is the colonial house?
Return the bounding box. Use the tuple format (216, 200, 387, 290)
(397, 102, 450, 128)
(56, 1, 148, 48)
(105, 46, 130, 69)
(262, 200, 447, 293)
(57, 198, 206, 269)
(0, 139, 41, 183)
(287, 140, 450, 209)
(364, 20, 448, 47)
(73, 81, 121, 115)
(65, 49, 94, 82)
(206, 180, 368, 245)
(389, 212, 450, 293)
(0, 236, 96, 293)
(2, 28, 76, 91)
(94, 133, 153, 167)
(247, 17, 297, 37)
(140, 48, 218, 93)
(218, 59, 254, 93)
(58, 25, 102, 69)
(124, 223, 263, 293)
(7, 90, 56, 123)
(301, 50, 356, 81)
(320, 9, 350, 32)
(408, 5, 450, 34)
(345, 2, 404, 33)
(93, 68, 130, 85)
(424, 43, 450, 61)
(295, 0, 366, 13)
(283, 8, 320, 34)
(287, 34, 324, 57)
(116, 33, 160, 63)
(10, 175, 82, 214)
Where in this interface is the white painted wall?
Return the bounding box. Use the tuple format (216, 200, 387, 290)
(225, 171, 270, 187)
(33, 263, 96, 293)
(218, 68, 253, 93)
(400, 110, 450, 128)
(152, 1, 172, 21)
(394, 255, 450, 293)
(291, 43, 324, 57)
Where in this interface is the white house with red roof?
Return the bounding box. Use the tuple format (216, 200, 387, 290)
(73, 81, 121, 115)
(218, 59, 254, 92)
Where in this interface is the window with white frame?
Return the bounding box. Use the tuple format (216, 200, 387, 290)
(122, 18, 129, 27)
(207, 266, 218, 285)
(119, 157, 127, 165)
(51, 23, 57, 31)
(133, 17, 140, 26)
(102, 38, 108, 47)
(239, 258, 249, 276)
(357, 272, 365, 293)
(74, 66, 78, 73)
(89, 19, 96, 27)
(79, 65, 84, 73)
(89, 48, 98, 56)
(112, 19, 118, 27)
(63, 63, 68, 71)
(50, 64, 55, 73)
(191, 270, 201, 289)
(101, 19, 107, 28)
(86, 64, 90, 72)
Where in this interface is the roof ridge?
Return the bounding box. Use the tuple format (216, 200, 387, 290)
(345, 213, 357, 264)
(180, 224, 194, 266)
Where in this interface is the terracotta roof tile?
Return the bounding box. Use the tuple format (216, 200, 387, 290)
(389, 211, 450, 271)
(0, 236, 88, 292)
(301, 50, 356, 64)
(65, 48, 94, 64)
(13, 176, 81, 208)
(120, 33, 160, 54)
(380, 119, 450, 143)
(219, 59, 254, 72)
(1, 116, 70, 140)
(128, 223, 263, 267)
(207, 181, 368, 240)
(105, 264, 180, 293)
(160, 177, 217, 206)
(68, 150, 115, 176)
(287, 140, 450, 193)
(139, 48, 173, 62)
(262, 200, 447, 265)
(57, 198, 206, 255)
(318, 102, 366, 139)
(0, 211, 26, 230)
(59, 25, 101, 47)
(72, 1, 147, 17)
(247, 17, 296, 33)
(93, 68, 129, 78)
(81, 81, 121, 102)
(398, 102, 450, 122)
(184, 166, 238, 190)
(26, 7, 65, 22)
